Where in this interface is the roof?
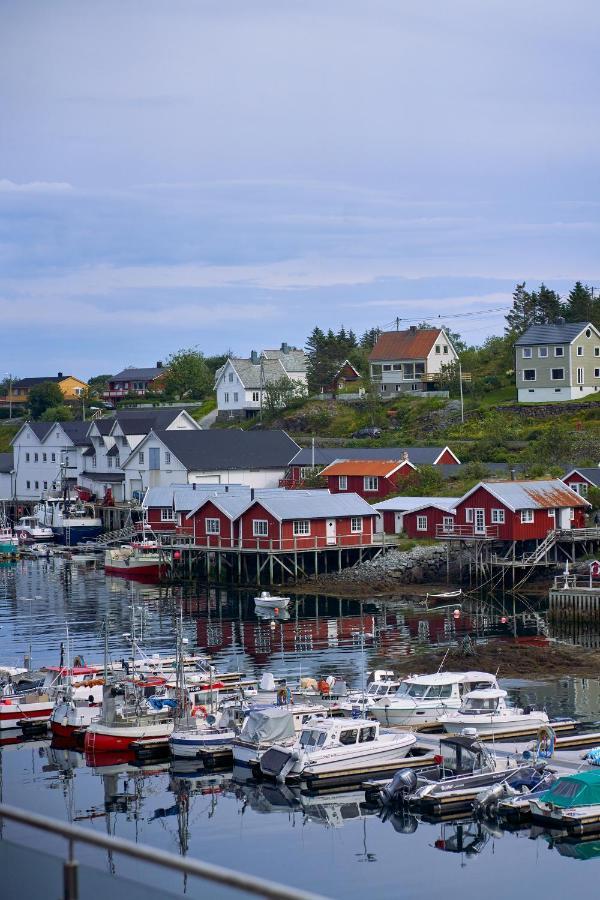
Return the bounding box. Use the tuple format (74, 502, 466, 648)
(142, 483, 246, 509)
(80, 471, 125, 482)
(514, 322, 595, 346)
(563, 468, 600, 488)
(131, 429, 300, 471)
(185, 487, 301, 519)
(320, 459, 406, 478)
(225, 357, 290, 389)
(106, 444, 120, 457)
(60, 421, 92, 446)
(290, 446, 455, 467)
(111, 367, 166, 382)
(374, 496, 460, 512)
(24, 422, 53, 440)
(12, 375, 74, 388)
(369, 329, 445, 361)
(436, 463, 526, 481)
(261, 349, 307, 373)
(460, 479, 590, 511)
(541, 772, 600, 809)
(405, 671, 496, 686)
(82, 446, 96, 457)
(0, 452, 13, 473)
(250, 490, 377, 521)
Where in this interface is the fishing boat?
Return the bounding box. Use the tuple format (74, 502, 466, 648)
(259, 716, 417, 783)
(84, 683, 175, 753)
(254, 591, 291, 610)
(232, 703, 327, 767)
(371, 671, 498, 728)
(35, 496, 103, 545)
(104, 544, 165, 580)
(439, 688, 549, 737)
(0, 664, 103, 730)
(14, 516, 54, 543)
(527, 772, 600, 833)
(169, 708, 242, 759)
(0, 524, 19, 557)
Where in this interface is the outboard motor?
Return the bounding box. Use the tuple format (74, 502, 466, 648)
(380, 768, 418, 805)
(473, 782, 514, 817)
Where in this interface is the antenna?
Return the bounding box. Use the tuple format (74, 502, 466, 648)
(437, 647, 450, 674)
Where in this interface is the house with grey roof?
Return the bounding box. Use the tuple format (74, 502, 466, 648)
(11, 420, 93, 500)
(103, 363, 167, 403)
(515, 320, 600, 402)
(215, 343, 308, 420)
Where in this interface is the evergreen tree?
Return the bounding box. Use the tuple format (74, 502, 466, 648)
(564, 282, 595, 323)
(531, 284, 562, 325)
(505, 283, 533, 336)
(360, 327, 381, 350)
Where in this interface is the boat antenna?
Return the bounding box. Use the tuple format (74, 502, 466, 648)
(103, 614, 109, 683)
(437, 647, 450, 674)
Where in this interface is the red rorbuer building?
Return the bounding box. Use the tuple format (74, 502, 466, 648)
(319, 459, 413, 501)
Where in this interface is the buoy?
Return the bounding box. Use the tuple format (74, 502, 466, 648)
(174, 551, 181, 560)
(453, 609, 460, 619)
(274, 607, 279, 614)
(500, 616, 507, 624)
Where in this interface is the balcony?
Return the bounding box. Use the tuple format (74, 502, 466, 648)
(435, 523, 499, 540)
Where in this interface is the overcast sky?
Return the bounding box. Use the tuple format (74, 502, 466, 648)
(1, 1, 599, 378)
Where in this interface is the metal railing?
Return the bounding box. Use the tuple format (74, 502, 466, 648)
(0, 802, 330, 900)
(165, 533, 381, 551)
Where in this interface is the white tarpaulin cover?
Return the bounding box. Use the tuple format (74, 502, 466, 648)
(241, 707, 296, 744)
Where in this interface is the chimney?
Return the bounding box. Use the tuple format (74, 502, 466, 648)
(510, 468, 516, 481)
(402, 450, 409, 461)
(156, 361, 163, 368)
(251, 488, 255, 501)
(409, 325, 417, 334)
(57, 371, 63, 379)
(250, 350, 259, 365)
(193, 483, 196, 491)
(281, 342, 289, 354)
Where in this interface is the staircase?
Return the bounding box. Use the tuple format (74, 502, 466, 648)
(84, 524, 139, 548)
(521, 529, 558, 566)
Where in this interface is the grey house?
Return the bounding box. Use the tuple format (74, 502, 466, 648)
(515, 320, 600, 402)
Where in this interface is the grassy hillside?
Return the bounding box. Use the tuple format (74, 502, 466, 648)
(0, 422, 19, 453)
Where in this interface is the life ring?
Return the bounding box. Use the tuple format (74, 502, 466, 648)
(192, 705, 207, 718)
(536, 724, 556, 759)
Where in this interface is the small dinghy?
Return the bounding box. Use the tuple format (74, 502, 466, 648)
(254, 591, 291, 610)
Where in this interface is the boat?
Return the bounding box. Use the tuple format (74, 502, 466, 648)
(439, 688, 549, 737)
(259, 716, 417, 783)
(34, 496, 103, 545)
(254, 591, 291, 610)
(232, 703, 327, 767)
(377, 734, 545, 813)
(104, 544, 166, 580)
(0, 524, 19, 557)
(0, 664, 103, 731)
(371, 671, 499, 728)
(14, 516, 54, 543)
(335, 671, 401, 716)
(527, 772, 600, 833)
(84, 683, 175, 753)
(169, 708, 242, 759)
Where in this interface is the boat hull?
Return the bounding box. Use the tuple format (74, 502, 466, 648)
(371, 701, 460, 727)
(52, 525, 103, 546)
(169, 732, 235, 758)
(440, 714, 549, 736)
(0, 698, 54, 730)
(50, 702, 100, 738)
(84, 720, 174, 752)
(105, 561, 163, 578)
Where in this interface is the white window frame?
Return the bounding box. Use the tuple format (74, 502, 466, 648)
(138, 451, 144, 464)
(224, 392, 229, 403)
(233, 392, 238, 402)
(228, 372, 234, 382)
(522, 369, 536, 382)
(578, 483, 589, 497)
(252, 391, 260, 402)
(520, 509, 534, 524)
(363, 476, 379, 492)
(551, 368, 564, 381)
(253, 519, 268, 537)
(442, 516, 454, 533)
(465, 508, 473, 523)
(577, 345, 584, 356)
(416, 515, 428, 531)
(554, 346, 564, 357)
(522, 347, 532, 359)
(595, 347, 600, 357)
(491, 509, 505, 524)
(548, 508, 556, 518)
(570, 508, 575, 521)
(293, 519, 310, 536)
(435, 345, 441, 354)
(350, 517, 362, 533)
(577, 367, 584, 385)
(205, 518, 220, 534)
(339, 475, 348, 490)
(160, 507, 175, 522)
(538, 347, 548, 358)
(595, 369, 600, 379)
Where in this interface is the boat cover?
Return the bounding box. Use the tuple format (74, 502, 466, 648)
(540, 772, 600, 808)
(241, 707, 296, 744)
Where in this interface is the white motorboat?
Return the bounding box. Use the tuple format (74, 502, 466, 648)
(232, 703, 327, 767)
(169, 708, 242, 759)
(254, 591, 291, 610)
(259, 716, 417, 782)
(14, 516, 54, 543)
(335, 671, 401, 715)
(371, 671, 499, 728)
(439, 688, 550, 737)
(0, 664, 104, 731)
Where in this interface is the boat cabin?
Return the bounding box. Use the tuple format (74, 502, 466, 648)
(298, 717, 379, 751)
(395, 671, 498, 702)
(435, 735, 494, 777)
(457, 688, 508, 716)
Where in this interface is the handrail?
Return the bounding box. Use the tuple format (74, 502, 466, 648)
(0, 802, 330, 900)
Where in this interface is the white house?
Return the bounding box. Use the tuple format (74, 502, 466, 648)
(121, 429, 300, 499)
(11, 421, 91, 501)
(215, 343, 308, 420)
(369, 327, 458, 394)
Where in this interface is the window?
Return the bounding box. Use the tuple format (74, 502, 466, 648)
(403, 363, 414, 380)
(26, 480, 30, 489)
(522, 347, 532, 358)
(586, 328, 592, 338)
(491, 509, 505, 524)
(224, 392, 229, 403)
(34, 453, 38, 462)
(595, 369, 600, 378)
(551, 368, 564, 380)
(138, 451, 144, 464)
(34, 481, 39, 489)
(107, 457, 112, 468)
(523, 369, 536, 381)
(538, 347, 548, 358)
(51, 453, 56, 462)
(380, 384, 387, 392)
(115, 456, 120, 467)
(392, 363, 402, 370)
(252, 391, 260, 402)
(233, 392, 238, 402)
(253, 520, 268, 537)
(578, 483, 589, 497)
(395, 384, 402, 391)
(577, 345, 584, 356)
(160, 508, 175, 521)
(228, 372, 234, 382)
(442, 516, 454, 532)
(415, 362, 425, 376)
(417, 515, 428, 531)
(383, 364, 392, 371)
(338, 475, 347, 490)
(351, 517, 362, 533)
(205, 518, 220, 534)
(577, 367, 584, 385)
(42, 453, 47, 462)
(293, 519, 310, 536)
(43, 481, 47, 490)
(371, 364, 382, 377)
(465, 508, 474, 523)
(165, 452, 171, 465)
(363, 476, 379, 492)
(339, 729, 358, 745)
(25, 453, 30, 462)
(554, 346, 564, 357)
(91, 455, 96, 468)
(548, 509, 556, 518)
(595, 348, 600, 357)
(443, 345, 448, 354)
(570, 508, 575, 521)
(521, 509, 534, 524)
(435, 345, 441, 354)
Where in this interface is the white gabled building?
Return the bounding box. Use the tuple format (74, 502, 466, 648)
(215, 343, 307, 420)
(11, 421, 91, 501)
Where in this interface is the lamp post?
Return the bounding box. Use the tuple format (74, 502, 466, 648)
(458, 359, 464, 424)
(2, 373, 14, 419)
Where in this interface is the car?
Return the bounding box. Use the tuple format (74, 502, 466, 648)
(352, 426, 382, 439)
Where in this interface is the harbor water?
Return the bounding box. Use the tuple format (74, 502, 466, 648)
(2, 556, 600, 899)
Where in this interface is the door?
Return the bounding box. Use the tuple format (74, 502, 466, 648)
(395, 512, 403, 534)
(149, 447, 160, 470)
(326, 519, 337, 545)
(474, 509, 485, 535)
(559, 507, 571, 530)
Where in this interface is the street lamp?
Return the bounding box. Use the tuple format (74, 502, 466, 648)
(2, 373, 14, 420)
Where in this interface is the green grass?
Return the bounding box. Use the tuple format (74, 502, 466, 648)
(189, 397, 217, 421)
(0, 422, 19, 452)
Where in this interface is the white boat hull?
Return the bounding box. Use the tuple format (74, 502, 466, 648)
(169, 730, 236, 758)
(300, 736, 416, 776)
(371, 700, 461, 727)
(440, 713, 549, 736)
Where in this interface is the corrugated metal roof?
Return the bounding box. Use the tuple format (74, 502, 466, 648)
(290, 446, 452, 466)
(471, 480, 589, 511)
(320, 460, 404, 477)
(254, 491, 377, 521)
(369, 329, 443, 361)
(514, 322, 593, 346)
(374, 496, 460, 512)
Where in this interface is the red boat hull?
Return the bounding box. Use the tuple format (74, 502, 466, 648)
(0, 705, 53, 729)
(84, 728, 171, 753)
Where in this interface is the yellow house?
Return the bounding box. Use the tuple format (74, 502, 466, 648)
(0, 372, 88, 407)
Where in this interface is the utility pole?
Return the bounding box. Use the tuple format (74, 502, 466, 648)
(396, 317, 400, 331)
(458, 358, 464, 424)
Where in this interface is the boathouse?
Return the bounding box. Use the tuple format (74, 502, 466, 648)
(562, 468, 600, 498)
(374, 496, 460, 534)
(319, 459, 413, 500)
(401, 500, 459, 539)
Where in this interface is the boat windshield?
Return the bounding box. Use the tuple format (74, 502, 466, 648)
(368, 683, 392, 697)
(299, 729, 327, 749)
(462, 697, 499, 713)
(398, 683, 430, 699)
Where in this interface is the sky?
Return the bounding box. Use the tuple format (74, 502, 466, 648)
(1, 0, 600, 379)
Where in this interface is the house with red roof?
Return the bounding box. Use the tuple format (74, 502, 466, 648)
(319, 458, 413, 500)
(369, 327, 458, 395)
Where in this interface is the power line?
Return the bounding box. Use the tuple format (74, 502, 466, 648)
(380, 305, 509, 332)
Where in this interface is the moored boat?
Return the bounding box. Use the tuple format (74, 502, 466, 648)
(232, 703, 327, 767)
(104, 544, 166, 579)
(14, 516, 54, 543)
(371, 671, 499, 728)
(439, 688, 549, 737)
(254, 591, 291, 610)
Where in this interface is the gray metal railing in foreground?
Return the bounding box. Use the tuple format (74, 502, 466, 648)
(0, 803, 331, 900)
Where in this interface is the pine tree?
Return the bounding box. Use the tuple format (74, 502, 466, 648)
(531, 284, 562, 325)
(505, 283, 533, 336)
(564, 282, 594, 323)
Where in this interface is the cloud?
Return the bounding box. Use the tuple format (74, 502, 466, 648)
(0, 179, 73, 194)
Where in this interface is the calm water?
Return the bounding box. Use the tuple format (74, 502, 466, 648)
(1, 557, 600, 900)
